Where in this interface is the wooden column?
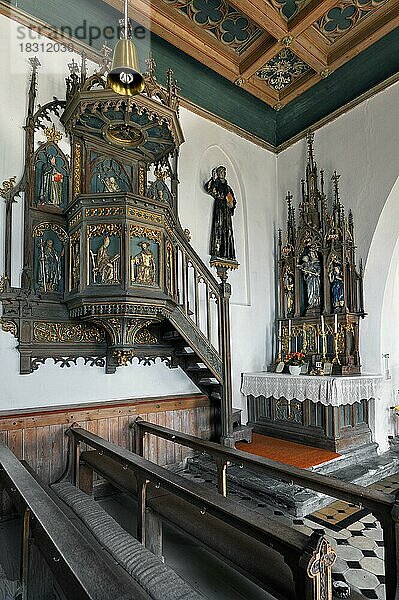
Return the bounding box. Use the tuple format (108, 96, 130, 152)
(217, 267, 234, 448)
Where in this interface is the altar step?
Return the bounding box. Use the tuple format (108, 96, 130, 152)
(187, 444, 399, 517)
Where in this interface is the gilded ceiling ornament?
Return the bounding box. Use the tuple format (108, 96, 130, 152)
(281, 35, 293, 46)
(256, 49, 311, 91)
(44, 124, 63, 144)
(0, 176, 17, 199)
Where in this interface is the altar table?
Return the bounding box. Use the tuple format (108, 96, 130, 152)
(241, 373, 382, 453)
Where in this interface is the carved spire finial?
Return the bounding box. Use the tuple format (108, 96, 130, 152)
(100, 41, 112, 74)
(29, 56, 41, 74)
(80, 51, 88, 82)
(145, 52, 157, 78)
(306, 130, 315, 168)
(332, 171, 341, 205)
(68, 58, 80, 76)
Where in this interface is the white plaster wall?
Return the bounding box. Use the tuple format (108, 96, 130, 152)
(0, 14, 278, 411)
(178, 109, 278, 414)
(277, 83, 399, 451)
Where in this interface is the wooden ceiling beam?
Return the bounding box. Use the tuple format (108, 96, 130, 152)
(291, 37, 328, 71)
(233, 0, 288, 39)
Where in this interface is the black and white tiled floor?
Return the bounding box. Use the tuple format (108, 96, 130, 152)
(181, 470, 394, 599)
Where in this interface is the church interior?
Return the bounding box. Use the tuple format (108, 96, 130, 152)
(1, 0, 399, 598)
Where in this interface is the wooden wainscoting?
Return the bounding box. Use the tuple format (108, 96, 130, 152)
(0, 394, 212, 484)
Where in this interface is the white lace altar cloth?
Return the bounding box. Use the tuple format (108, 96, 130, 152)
(241, 373, 383, 407)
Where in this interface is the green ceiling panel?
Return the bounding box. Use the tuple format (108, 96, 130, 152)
(4, 0, 399, 148)
(276, 26, 399, 146)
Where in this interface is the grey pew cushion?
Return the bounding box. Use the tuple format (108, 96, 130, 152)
(52, 482, 205, 600)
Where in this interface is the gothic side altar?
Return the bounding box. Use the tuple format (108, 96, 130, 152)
(242, 373, 382, 453)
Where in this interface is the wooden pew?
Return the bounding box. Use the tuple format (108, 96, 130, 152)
(68, 426, 338, 600)
(0, 440, 152, 600)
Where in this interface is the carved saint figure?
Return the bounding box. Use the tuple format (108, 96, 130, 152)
(204, 166, 237, 261)
(38, 239, 61, 291)
(284, 271, 295, 317)
(131, 241, 156, 286)
(102, 175, 121, 193)
(92, 235, 120, 284)
(298, 250, 321, 309)
(329, 262, 344, 311)
(39, 155, 65, 206)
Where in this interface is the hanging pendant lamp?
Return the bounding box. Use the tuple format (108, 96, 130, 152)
(108, 0, 145, 96)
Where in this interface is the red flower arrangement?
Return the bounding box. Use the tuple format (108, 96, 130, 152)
(286, 352, 305, 366)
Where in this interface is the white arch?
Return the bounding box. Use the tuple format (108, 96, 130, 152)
(361, 176, 399, 450)
(361, 175, 399, 373)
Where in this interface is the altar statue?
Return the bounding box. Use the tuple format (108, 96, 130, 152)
(298, 250, 321, 309)
(131, 241, 156, 286)
(284, 271, 295, 317)
(204, 166, 237, 261)
(329, 262, 344, 311)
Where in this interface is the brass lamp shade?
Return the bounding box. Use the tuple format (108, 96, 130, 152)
(108, 39, 145, 96)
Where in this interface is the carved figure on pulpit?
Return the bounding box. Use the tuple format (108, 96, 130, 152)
(204, 166, 236, 261)
(92, 235, 120, 284)
(36, 149, 68, 208)
(38, 239, 61, 291)
(298, 250, 321, 309)
(284, 270, 295, 317)
(102, 175, 121, 193)
(131, 241, 156, 286)
(329, 262, 344, 312)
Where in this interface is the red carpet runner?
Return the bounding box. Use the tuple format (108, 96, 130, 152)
(236, 433, 340, 469)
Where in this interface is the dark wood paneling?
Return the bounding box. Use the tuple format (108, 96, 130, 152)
(0, 395, 211, 484)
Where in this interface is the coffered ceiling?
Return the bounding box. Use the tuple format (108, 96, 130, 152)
(102, 0, 399, 109)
